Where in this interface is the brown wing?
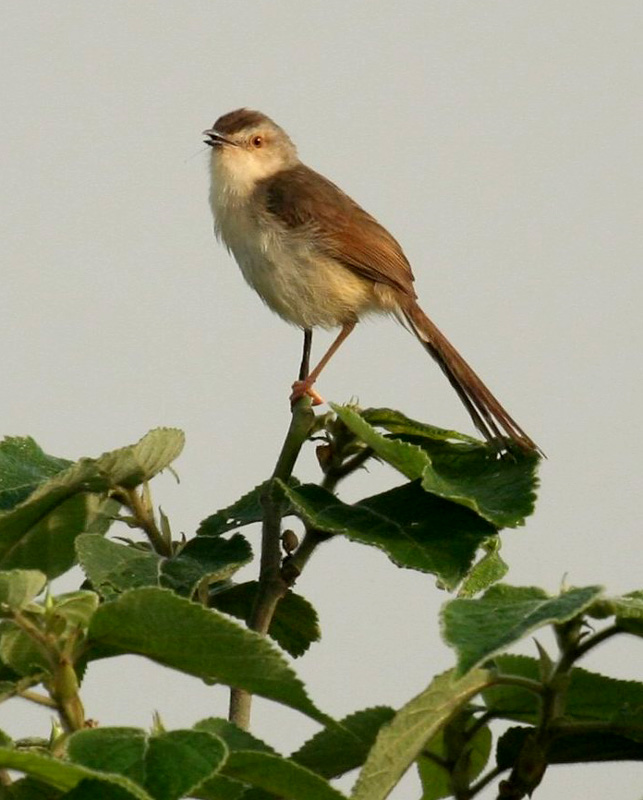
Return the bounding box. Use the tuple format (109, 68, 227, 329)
(260, 164, 416, 298)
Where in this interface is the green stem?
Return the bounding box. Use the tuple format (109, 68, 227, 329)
(283, 438, 373, 581)
(467, 764, 504, 798)
(229, 398, 315, 729)
(114, 486, 171, 556)
(558, 623, 623, 672)
(17, 689, 57, 708)
(321, 446, 373, 492)
(490, 674, 544, 696)
(11, 611, 57, 670)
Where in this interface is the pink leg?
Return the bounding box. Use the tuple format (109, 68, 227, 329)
(290, 321, 356, 406)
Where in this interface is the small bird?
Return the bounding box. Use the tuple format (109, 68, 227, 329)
(204, 109, 539, 453)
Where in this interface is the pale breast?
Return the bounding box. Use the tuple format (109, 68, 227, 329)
(213, 198, 379, 329)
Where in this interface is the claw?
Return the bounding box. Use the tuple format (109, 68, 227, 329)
(290, 380, 325, 406)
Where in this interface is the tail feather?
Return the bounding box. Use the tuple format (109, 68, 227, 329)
(403, 302, 541, 455)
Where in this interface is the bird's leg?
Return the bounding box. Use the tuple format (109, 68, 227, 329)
(298, 328, 313, 381)
(290, 321, 356, 406)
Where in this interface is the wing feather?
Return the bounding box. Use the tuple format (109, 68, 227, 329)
(259, 165, 416, 298)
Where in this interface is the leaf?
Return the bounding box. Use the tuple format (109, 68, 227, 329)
(67, 727, 227, 800)
(441, 584, 603, 675)
(333, 405, 540, 529)
(222, 751, 348, 800)
(589, 590, 643, 638)
(49, 591, 99, 628)
(62, 781, 146, 800)
(161, 535, 253, 596)
(351, 669, 491, 800)
(88, 587, 329, 725)
(417, 721, 492, 800)
(192, 775, 247, 800)
(0, 437, 71, 511)
(93, 429, 185, 489)
(457, 540, 508, 597)
(0, 570, 47, 609)
(0, 746, 152, 799)
(194, 718, 274, 754)
(0, 429, 184, 579)
(281, 482, 494, 590)
(197, 482, 269, 537)
(209, 582, 320, 657)
(197, 479, 300, 538)
(143, 730, 227, 800)
(0, 624, 50, 676)
(66, 728, 147, 784)
(291, 706, 395, 779)
(0, 493, 118, 579)
(77, 533, 253, 600)
(189, 725, 256, 800)
(361, 408, 479, 445)
(496, 725, 643, 769)
(3, 776, 63, 799)
(484, 654, 643, 733)
(76, 535, 160, 598)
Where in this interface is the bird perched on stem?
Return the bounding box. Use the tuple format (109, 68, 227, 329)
(204, 108, 540, 455)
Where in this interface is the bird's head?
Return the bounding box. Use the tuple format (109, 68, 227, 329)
(204, 108, 298, 196)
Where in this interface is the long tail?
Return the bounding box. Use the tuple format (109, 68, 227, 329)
(403, 301, 542, 454)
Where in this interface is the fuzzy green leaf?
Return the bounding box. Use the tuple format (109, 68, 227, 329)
(0, 624, 50, 676)
(197, 482, 268, 537)
(417, 721, 492, 800)
(0, 437, 71, 512)
(291, 706, 395, 779)
(281, 482, 494, 589)
(161, 535, 253, 596)
(441, 584, 603, 675)
(484, 654, 643, 734)
(361, 408, 480, 445)
(457, 540, 508, 597)
(0, 429, 183, 579)
(197, 479, 300, 538)
(209, 581, 320, 657)
(88, 587, 328, 725)
(67, 727, 227, 800)
(222, 751, 348, 800)
(77, 534, 252, 600)
(0, 746, 152, 799)
(0, 493, 117, 579)
(496, 725, 643, 769)
(0, 570, 47, 609)
(333, 406, 540, 528)
(351, 669, 491, 800)
(194, 718, 274, 754)
(76, 535, 160, 598)
(93, 429, 185, 489)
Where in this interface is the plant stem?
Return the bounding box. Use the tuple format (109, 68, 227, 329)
(467, 764, 504, 797)
(558, 623, 622, 671)
(116, 486, 171, 556)
(283, 439, 373, 580)
(228, 398, 315, 729)
(18, 689, 57, 708)
(490, 674, 544, 696)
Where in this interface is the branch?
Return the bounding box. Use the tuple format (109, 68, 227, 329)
(229, 398, 315, 729)
(114, 485, 172, 556)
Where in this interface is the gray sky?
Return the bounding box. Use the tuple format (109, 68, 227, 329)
(2, 3, 642, 797)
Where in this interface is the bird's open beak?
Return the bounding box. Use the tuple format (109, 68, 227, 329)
(203, 128, 237, 148)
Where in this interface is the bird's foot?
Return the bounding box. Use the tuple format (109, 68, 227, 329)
(290, 379, 325, 407)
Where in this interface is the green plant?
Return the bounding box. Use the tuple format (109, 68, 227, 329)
(0, 401, 640, 799)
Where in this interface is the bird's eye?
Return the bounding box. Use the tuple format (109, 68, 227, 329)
(251, 135, 264, 148)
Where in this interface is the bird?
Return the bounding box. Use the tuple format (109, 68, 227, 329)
(204, 108, 540, 454)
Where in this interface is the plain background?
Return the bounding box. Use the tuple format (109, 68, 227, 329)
(2, 3, 642, 797)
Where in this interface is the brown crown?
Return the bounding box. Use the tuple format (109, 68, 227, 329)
(213, 108, 269, 135)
